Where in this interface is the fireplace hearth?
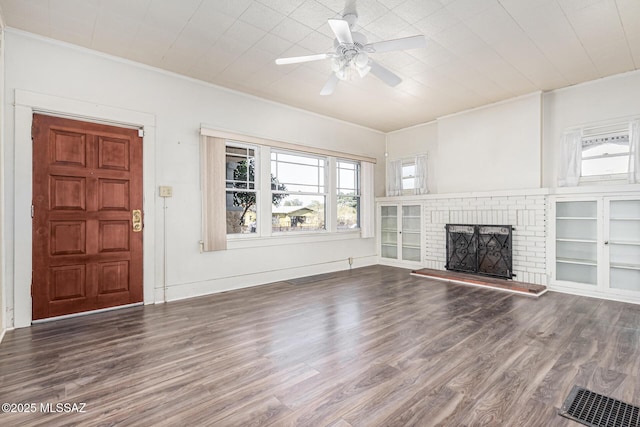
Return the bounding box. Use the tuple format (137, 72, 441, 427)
(445, 224, 514, 280)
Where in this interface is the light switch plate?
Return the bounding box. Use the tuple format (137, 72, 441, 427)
(159, 186, 173, 197)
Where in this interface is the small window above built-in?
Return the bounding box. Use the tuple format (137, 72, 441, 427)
(558, 119, 639, 187)
(401, 161, 416, 193)
(580, 123, 630, 181)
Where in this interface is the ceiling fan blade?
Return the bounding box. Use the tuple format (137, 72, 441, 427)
(275, 53, 330, 65)
(369, 61, 402, 87)
(366, 35, 426, 53)
(320, 74, 340, 96)
(328, 19, 353, 44)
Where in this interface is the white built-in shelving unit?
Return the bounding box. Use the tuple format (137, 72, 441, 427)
(551, 196, 640, 301)
(379, 204, 422, 266)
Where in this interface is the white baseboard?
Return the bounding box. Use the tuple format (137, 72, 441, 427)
(548, 285, 640, 305)
(159, 255, 378, 303)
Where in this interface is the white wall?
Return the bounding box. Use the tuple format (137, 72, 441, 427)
(2, 30, 386, 328)
(437, 93, 542, 194)
(543, 70, 640, 188)
(386, 93, 542, 195)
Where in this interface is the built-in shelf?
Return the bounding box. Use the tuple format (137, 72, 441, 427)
(556, 217, 597, 220)
(610, 263, 640, 271)
(380, 204, 422, 263)
(556, 238, 597, 243)
(402, 244, 421, 250)
(557, 257, 597, 266)
(553, 197, 640, 299)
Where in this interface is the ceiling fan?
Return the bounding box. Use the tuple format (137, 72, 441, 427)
(275, 0, 427, 96)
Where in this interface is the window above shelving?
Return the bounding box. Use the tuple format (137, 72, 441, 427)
(580, 123, 630, 179)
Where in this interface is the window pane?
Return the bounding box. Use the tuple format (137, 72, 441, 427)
(338, 161, 356, 171)
(338, 168, 356, 191)
(226, 146, 255, 186)
(226, 146, 248, 156)
(271, 151, 326, 194)
(275, 162, 321, 186)
(338, 196, 360, 230)
(581, 156, 628, 176)
(403, 177, 415, 190)
(402, 164, 415, 178)
(583, 141, 629, 158)
(275, 152, 321, 166)
(337, 160, 360, 230)
(226, 143, 258, 236)
(272, 195, 325, 232)
(226, 191, 258, 234)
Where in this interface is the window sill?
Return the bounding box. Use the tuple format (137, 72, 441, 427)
(226, 230, 363, 250)
(579, 174, 627, 185)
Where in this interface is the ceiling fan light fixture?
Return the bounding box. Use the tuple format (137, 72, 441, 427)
(336, 66, 350, 81)
(354, 52, 368, 68)
(356, 64, 371, 78)
(331, 58, 341, 72)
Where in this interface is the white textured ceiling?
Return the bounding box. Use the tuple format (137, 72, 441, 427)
(1, 0, 639, 132)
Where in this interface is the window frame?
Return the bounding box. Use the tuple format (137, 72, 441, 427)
(204, 131, 370, 246)
(401, 160, 416, 194)
(225, 141, 260, 238)
(579, 126, 630, 183)
(336, 159, 361, 231)
(270, 149, 329, 235)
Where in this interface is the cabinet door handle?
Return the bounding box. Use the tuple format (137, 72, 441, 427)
(604, 241, 608, 245)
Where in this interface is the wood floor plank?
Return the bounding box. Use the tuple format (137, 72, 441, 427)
(1, 265, 639, 426)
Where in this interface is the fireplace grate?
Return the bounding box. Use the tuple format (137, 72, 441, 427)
(445, 224, 513, 280)
(559, 385, 640, 427)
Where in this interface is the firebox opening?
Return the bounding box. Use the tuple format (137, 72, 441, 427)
(445, 224, 514, 280)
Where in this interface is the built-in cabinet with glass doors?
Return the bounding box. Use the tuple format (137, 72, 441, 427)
(551, 196, 640, 301)
(379, 204, 422, 265)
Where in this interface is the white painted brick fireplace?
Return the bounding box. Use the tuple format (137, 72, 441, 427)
(423, 191, 547, 285)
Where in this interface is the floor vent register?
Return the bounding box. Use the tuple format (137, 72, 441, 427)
(560, 385, 639, 427)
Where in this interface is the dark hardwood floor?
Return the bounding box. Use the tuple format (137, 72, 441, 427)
(1, 265, 639, 426)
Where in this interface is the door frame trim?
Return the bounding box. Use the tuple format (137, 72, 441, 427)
(13, 89, 156, 328)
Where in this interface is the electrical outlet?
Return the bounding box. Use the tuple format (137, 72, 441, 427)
(159, 186, 173, 198)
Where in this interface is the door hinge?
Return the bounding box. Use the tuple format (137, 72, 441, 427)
(31, 205, 34, 218)
(138, 128, 144, 137)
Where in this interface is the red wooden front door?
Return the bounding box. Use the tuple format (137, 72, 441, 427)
(32, 114, 143, 320)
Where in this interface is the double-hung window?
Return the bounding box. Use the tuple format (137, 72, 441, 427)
(581, 125, 630, 179)
(225, 143, 258, 234)
(402, 161, 416, 191)
(337, 159, 360, 230)
(202, 128, 375, 249)
(271, 151, 326, 232)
